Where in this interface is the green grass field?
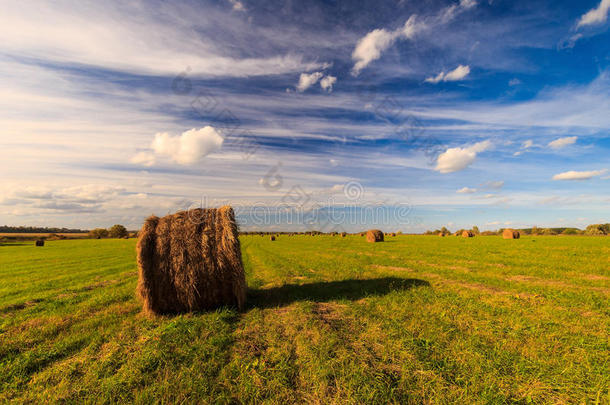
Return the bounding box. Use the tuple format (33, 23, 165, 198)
(0, 235, 608, 404)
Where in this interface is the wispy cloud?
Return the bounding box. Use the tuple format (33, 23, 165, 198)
(351, 0, 476, 75)
(548, 136, 577, 149)
(576, 0, 610, 28)
(552, 169, 607, 181)
(457, 187, 477, 194)
(425, 65, 470, 83)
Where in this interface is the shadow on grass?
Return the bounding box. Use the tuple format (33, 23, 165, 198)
(248, 277, 430, 309)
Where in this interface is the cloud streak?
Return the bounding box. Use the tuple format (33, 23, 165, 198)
(552, 169, 607, 181)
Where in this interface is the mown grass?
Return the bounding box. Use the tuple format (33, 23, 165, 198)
(0, 235, 608, 404)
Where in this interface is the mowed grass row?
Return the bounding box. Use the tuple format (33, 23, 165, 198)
(0, 236, 608, 403)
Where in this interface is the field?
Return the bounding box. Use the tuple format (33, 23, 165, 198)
(0, 235, 608, 404)
(0, 233, 89, 239)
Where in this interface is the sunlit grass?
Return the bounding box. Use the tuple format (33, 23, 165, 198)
(0, 235, 608, 403)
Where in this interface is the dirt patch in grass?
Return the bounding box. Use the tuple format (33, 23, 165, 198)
(506, 275, 610, 294)
(371, 264, 416, 273)
(582, 274, 609, 281)
(311, 302, 347, 330)
(0, 298, 44, 314)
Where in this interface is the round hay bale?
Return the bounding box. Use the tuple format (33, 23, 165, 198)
(366, 229, 384, 243)
(341, 232, 347, 237)
(35, 239, 45, 247)
(136, 206, 246, 315)
(462, 230, 475, 238)
(359, 233, 364, 236)
(503, 229, 520, 239)
(438, 233, 445, 237)
(270, 235, 275, 241)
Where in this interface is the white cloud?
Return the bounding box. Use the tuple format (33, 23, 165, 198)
(351, 0, 477, 75)
(509, 78, 522, 86)
(320, 75, 337, 92)
(514, 140, 533, 155)
(227, 0, 246, 12)
(548, 136, 577, 149)
(577, 0, 610, 28)
(147, 126, 224, 165)
(457, 187, 477, 194)
(296, 72, 324, 92)
(460, 0, 477, 9)
(435, 140, 492, 173)
(552, 169, 607, 181)
(351, 28, 398, 75)
(425, 65, 470, 83)
(0, 1, 326, 78)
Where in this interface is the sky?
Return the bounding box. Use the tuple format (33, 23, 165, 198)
(0, 0, 609, 232)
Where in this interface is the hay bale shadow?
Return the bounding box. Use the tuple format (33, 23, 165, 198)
(248, 277, 430, 309)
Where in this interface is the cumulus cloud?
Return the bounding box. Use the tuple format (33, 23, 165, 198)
(435, 140, 492, 173)
(296, 71, 324, 92)
(457, 187, 477, 194)
(548, 136, 577, 149)
(552, 169, 607, 181)
(141, 126, 224, 165)
(320, 75, 337, 92)
(425, 65, 470, 83)
(577, 0, 610, 28)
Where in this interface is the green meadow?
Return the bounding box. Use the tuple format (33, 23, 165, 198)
(0, 235, 608, 404)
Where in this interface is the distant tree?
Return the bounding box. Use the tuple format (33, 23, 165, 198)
(472, 226, 480, 235)
(585, 224, 609, 236)
(88, 228, 109, 239)
(561, 228, 579, 235)
(440, 226, 450, 236)
(541, 228, 557, 235)
(531, 226, 540, 236)
(108, 224, 128, 238)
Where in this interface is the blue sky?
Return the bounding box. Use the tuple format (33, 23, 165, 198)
(0, 0, 609, 232)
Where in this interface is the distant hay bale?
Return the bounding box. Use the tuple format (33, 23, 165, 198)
(341, 232, 347, 237)
(503, 229, 520, 239)
(366, 229, 384, 243)
(359, 233, 364, 236)
(35, 239, 44, 247)
(439, 233, 445, 237)
(136, 206, 246, 315)
(270, 235, 275, 241)
(389, 233, 396, 237)
(462, 230, 475, 238)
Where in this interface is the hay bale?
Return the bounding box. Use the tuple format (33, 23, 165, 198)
(136, 206, 246, 315)
(366, 229, 384, 243)
(35, 239, 44, 247)
(359, 233, 364, 236)
(503, 229, 520, 239)
(438, 233, 445, 237)
(270, 235, 275, 241)
(462, 230, 474, 238)
(341, 232, 347, 237)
